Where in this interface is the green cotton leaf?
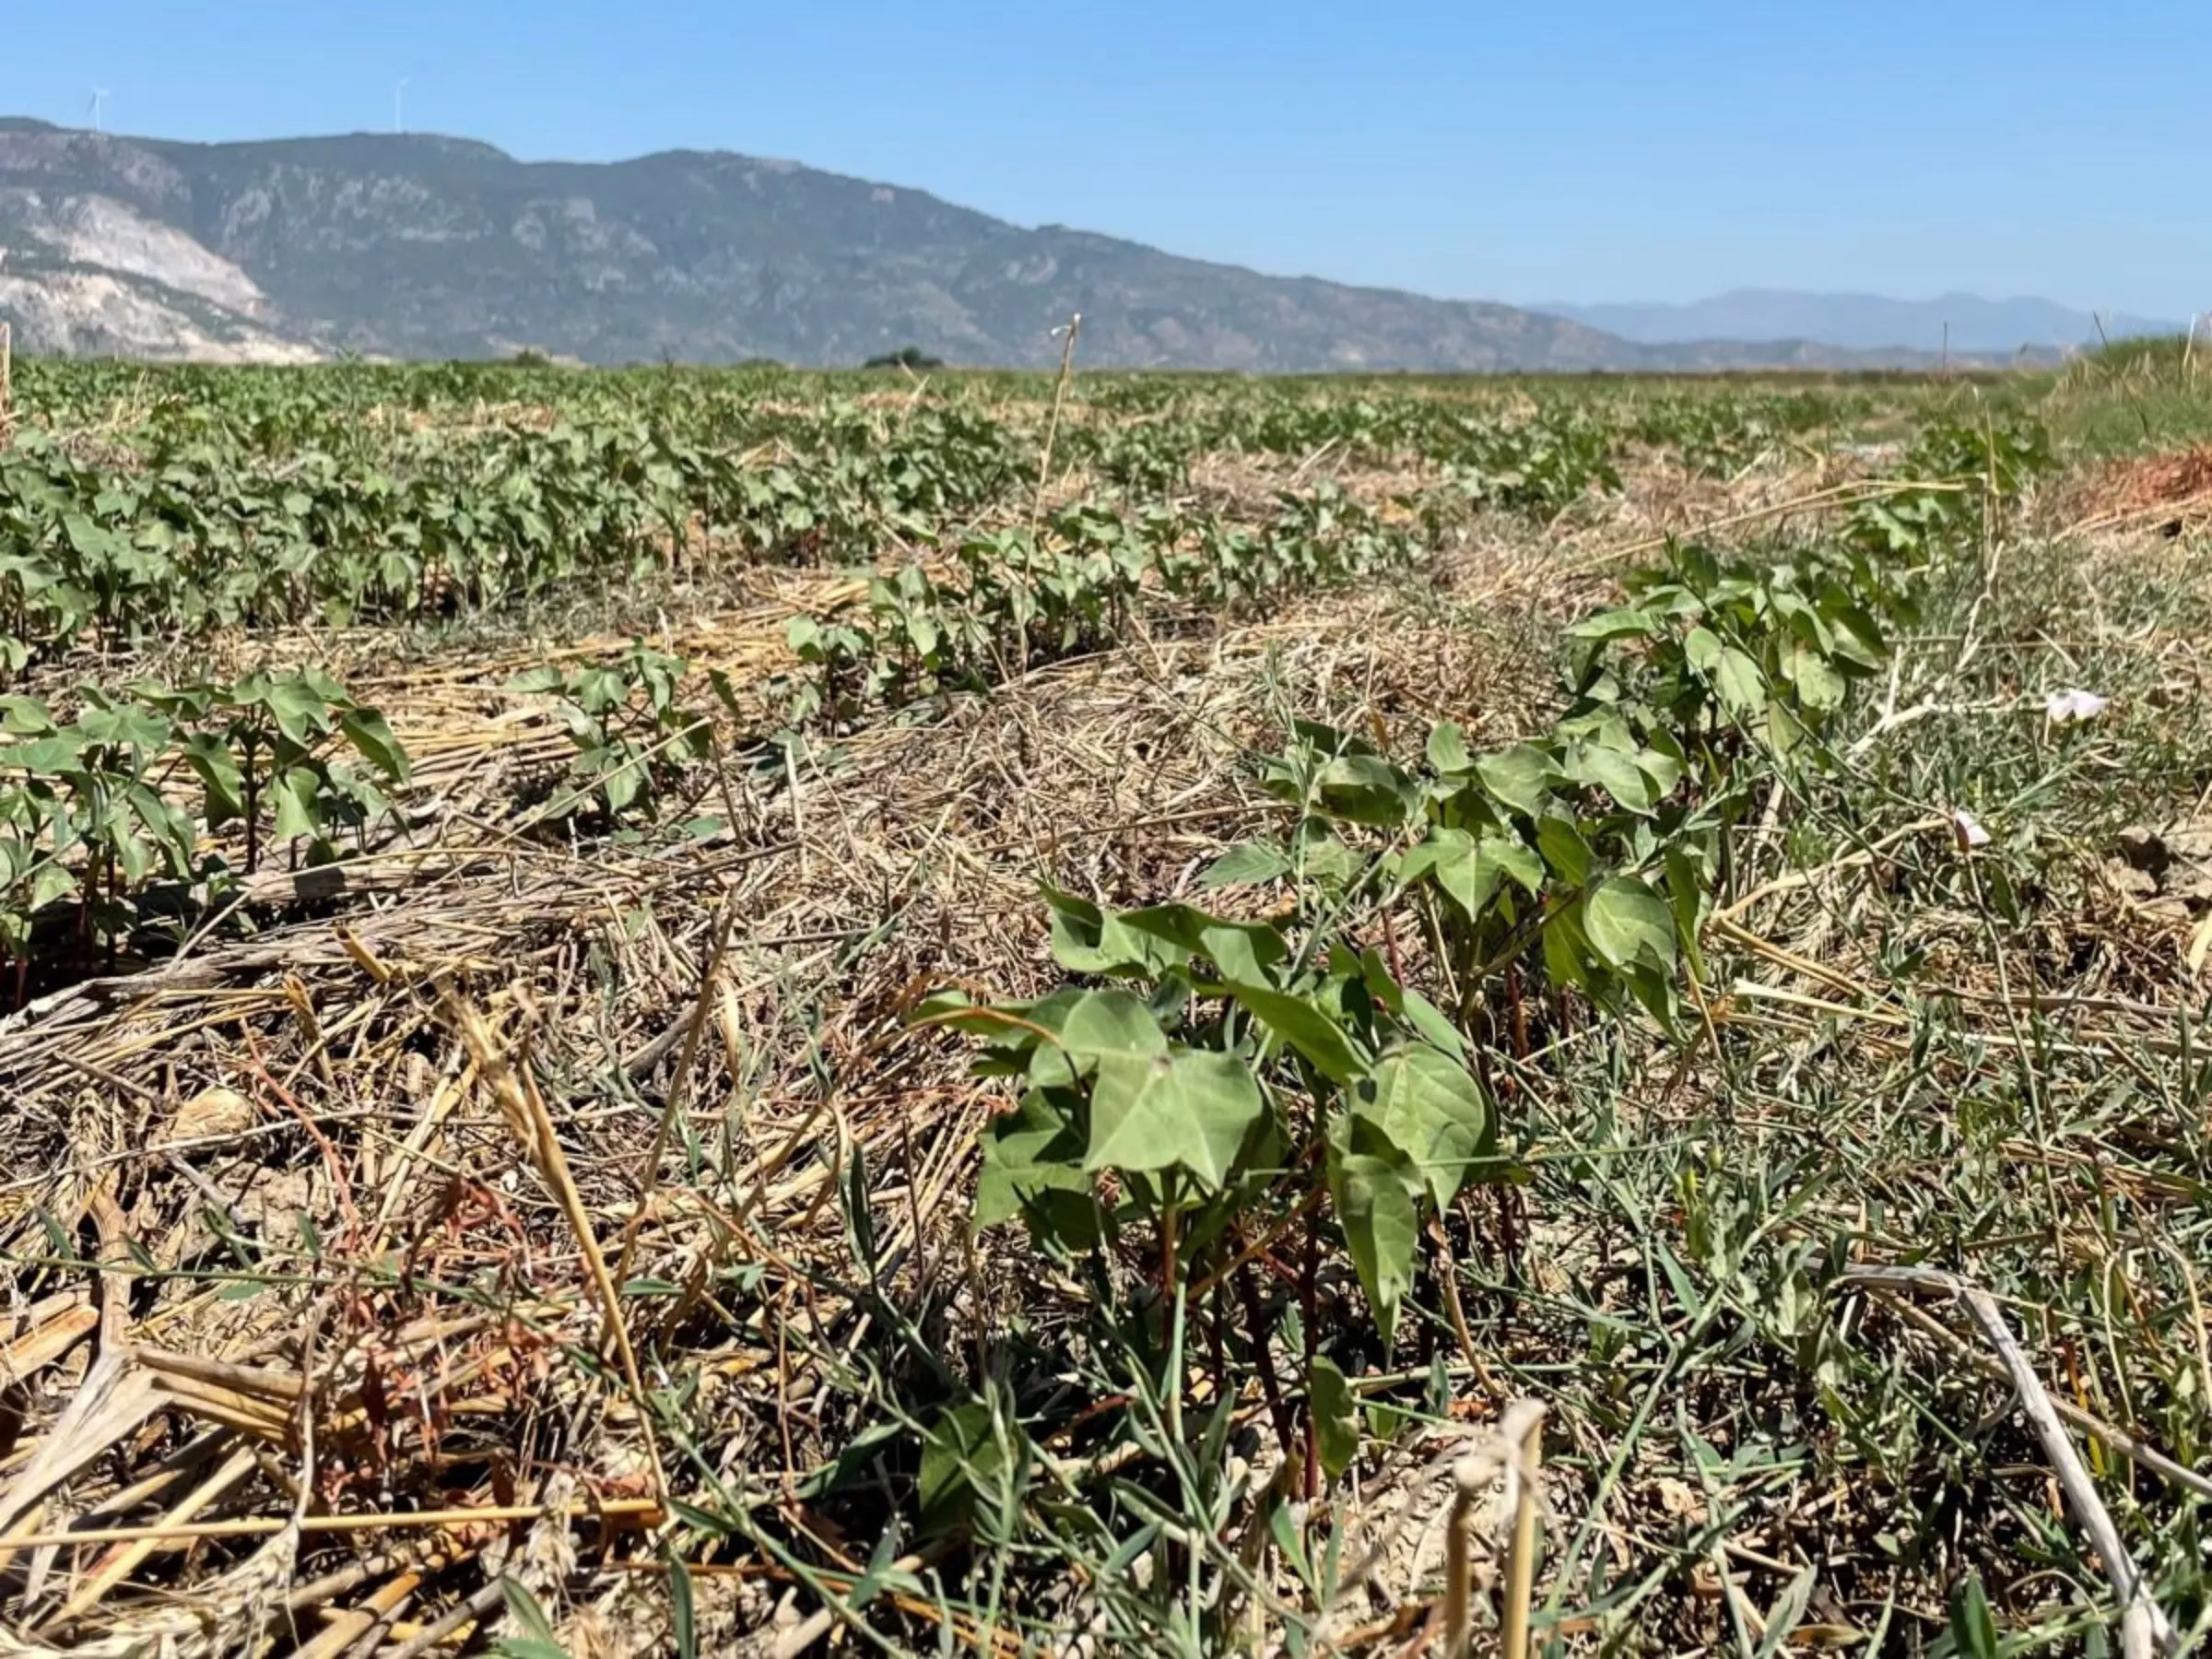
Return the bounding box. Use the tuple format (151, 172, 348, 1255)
(1490, 835, 1545, 895)
(28, 863, 77, 912)
(1200, 842, 1290, 889)
(1542, 896, 1594, 994)
(1347, 949, 1467, 1062)
(1713, 646, 1766, 716)
(262, 677, 332, 746)
(599, 753, 643, 812)
(1298, 830, 1359, 887)
(574, 667, 628, 717)
(507, 665, 570, 695)
(1638, 746, 1686, 801)
(1824, 601, 1888, 669)
(126, 783, 194, 872)
(1120, 904, 1287, 986)
(1785, 641, 1847, 712)
(1768, 697, 1807, 754)
(1223, 981, 1364, 1085)
(336, 709, 412, 782)
(1561, 606, 1655, 643)
(1425, 721, 1475, 774)
(1422, 828, 1541, 922)
(62, 513, 122, 561)
(1771, 588, 1830, 651)
(332, 772, 388, 823)
(1312, 754, 1414, 828)
(4, 734, 82, 775)
(1042, 886, 1114, 972)
(1535, 815, 1593, 886)
(271, 768, 324, 841)
(1684, 624, 1724, 673)
(1058, 989, 1169, 1073)
(1420, 829, 1487, 919)
(76, 701, 171, 753)
(179, 732, 246, 827)
(298, 665, 350, 706)
(1476, 744, 1553, 818)
(1401, 988, 1468, 1061)
(975, 1091, 1097, 1245)
(706, 666, 747, 721)
(1566, 739, 1655, 815)
(1041, 884, 1181, 978)
(1583, 876, 1677, 974)
(1394, 840, 1440, 888)
(1330, 1150, 1418, 1354)
(0, 697, 57, 736)
(107, 825, 151, 886)
(1361, 1045, 1494, 1207)
(1290, 717, 1382, 760)
(1308, 1356, 1361, 1483)
(1086, 1048, 1265, 1193)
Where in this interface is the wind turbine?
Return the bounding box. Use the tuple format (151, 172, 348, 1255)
(394, 78, 408, 135)
(87, 88, 110, 133)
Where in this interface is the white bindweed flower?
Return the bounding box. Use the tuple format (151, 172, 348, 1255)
(1948, 807, 1992, 850)
(2044, 688, 2110, 724)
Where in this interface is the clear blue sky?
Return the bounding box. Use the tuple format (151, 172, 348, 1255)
(4, 0, 2202, 319)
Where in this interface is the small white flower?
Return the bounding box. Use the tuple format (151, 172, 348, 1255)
(2044, 688, 2110, 724)
(1948, 807, 1992, 850)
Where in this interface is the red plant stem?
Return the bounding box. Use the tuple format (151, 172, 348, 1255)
(1498, 1182, 1524, 1290)
(1206, 1270, 1229, 1416)
(243, 1029, 365, 1241)
(1381, 905, 1406, 986)
(244, 757, 262, 874)
(1159, 1195, 1179, 1306)
(1507, 961, 1530, 1065)
(1186, 1178, 1326, 1303)
(103, 845, 117, 971)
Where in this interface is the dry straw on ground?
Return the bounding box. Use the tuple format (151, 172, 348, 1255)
(1, 393, 2206, 1653)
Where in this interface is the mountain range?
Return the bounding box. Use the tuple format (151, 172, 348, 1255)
(0, 119, 2163, 372)
(1534, 289, 2179, 357)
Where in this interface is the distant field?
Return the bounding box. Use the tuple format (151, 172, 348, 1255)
(0, 351, 2207, 1655)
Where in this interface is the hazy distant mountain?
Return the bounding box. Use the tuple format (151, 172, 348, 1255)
(1535, 289, 2180, 357)
(0, 119, 2039, 371)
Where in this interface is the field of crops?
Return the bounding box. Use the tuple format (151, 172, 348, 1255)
(0, 348, 2207, 1656)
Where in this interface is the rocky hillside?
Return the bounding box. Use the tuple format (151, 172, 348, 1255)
(1537, 288, 2177, 356)
(0, 118, 1964, 372)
